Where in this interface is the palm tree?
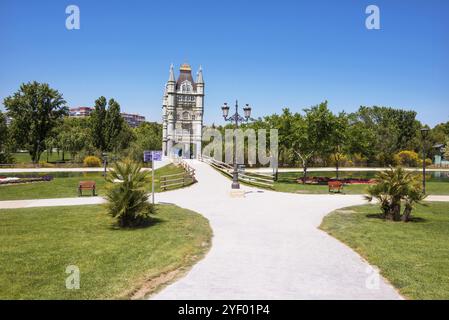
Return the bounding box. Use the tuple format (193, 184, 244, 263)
(105, 159, 154, 227)
(402, 182, 426, 222)
(366, 167, 424, 221)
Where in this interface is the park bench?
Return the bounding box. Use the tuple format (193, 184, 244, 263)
(328, 181, 343, 193)
(78, 181, 96, 196)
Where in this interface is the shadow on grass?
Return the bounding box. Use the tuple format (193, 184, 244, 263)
(366, 213, 427, 223)
(109, 217, 165, 230)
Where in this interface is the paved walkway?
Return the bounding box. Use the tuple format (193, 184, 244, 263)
(3, 160, 448, 299)
(0, 158, 171, 174)
(152, 160, 402, 300)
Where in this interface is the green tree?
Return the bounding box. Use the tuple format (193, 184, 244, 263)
(4, 81, 67, 163)
(105, 159, 154, 227)
(90, 96, 107, 152)
(125, 122, 161, 162)
(353, 106, 420, 165)
(0, 111, 13, 163)
(328, 112, 349, 179)
(58, 118, 90, 160)
(104, 98, 124, 152)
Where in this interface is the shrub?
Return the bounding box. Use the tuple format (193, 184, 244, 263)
(0, 152, 15, 164)
(83, 156, 102, 167)
(351, 153, 368, 167)
(365, 167, 426, 222)
(394, 150, 419, 167)
(105, 159, 154, 227)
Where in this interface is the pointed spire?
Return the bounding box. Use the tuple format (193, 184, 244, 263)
(196, 65, 204, 84)
(168, 63, 175, 82)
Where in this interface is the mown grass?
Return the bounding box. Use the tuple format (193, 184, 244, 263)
(0, 164, 192, 201)
(320, 202, 449, 299)
(0, 204, 212, 299)
(273, 171, 449, 195)
(11, 152, 72, 164)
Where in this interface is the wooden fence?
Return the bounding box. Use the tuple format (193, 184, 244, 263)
(160, 158, 197, 191)
(200, 155, 274, 188)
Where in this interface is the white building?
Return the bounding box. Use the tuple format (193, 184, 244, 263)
(162, 63, 204, 158)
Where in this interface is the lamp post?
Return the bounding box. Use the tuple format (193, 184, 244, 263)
(221, 100, 252, 189)
(420, 128, 430, 194)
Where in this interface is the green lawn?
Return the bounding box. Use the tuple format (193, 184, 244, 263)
(320, 202, 449, 299)
(0, 204, 212, 299)
(12, 152, 72, 164)
(273, 171, 449, 195)
(0, 164, 193, 201)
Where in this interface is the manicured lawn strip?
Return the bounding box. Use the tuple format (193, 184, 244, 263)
(274, 171, 449, 195)
(0, 204, 212, 299)
(12, 152, 72, 164)
(0, 164, 192, 201)
(320, 202, 449, 299)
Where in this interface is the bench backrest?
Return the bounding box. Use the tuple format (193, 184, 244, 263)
(79, 181, 96, 188)
(328, 181, 343, 187)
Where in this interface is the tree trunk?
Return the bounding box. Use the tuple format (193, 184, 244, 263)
(392, 201, 401, 221)
(303, 163, 308, 185)
(336, 159, 340, 180)
(402, 204, 412, 222)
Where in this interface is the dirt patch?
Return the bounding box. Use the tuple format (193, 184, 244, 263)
(130, 269, 182, 300)
(126, 239, 212, 300)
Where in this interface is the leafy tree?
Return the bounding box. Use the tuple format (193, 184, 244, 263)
(0, 111, 13, 163)
(105, 159, 154, 227)
(352, 106, 420, 165)
(104, 98, 124, 152)
(328, 112, 349, 179)
(90, 96, 107, 152)
(303, 101, 335, 164)
(4, 81, 67, 163)
(394, 150, 420, 167)
(59, 125, 88, 160)
(125, 122, 161, 162)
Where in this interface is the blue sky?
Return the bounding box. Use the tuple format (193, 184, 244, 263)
(1, 0, 448, 126)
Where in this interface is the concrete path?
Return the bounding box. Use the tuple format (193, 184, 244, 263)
(0, 197, 105, 209)
(0, 158, 171, 174)
(152, 160, 402, 300)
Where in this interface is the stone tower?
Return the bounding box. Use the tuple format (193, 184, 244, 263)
(162, 63, 204, 158)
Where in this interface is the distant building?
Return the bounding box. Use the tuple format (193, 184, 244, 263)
(162, 63, 204, 158)
(68, 107, 145, 127)
(121, 112, 146, 128)
(434, 144, 449, 166)
(5, 116, 12, 126)
(69, 106, 93, 117)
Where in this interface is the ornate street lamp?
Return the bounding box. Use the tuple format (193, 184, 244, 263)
(221, 100, 252, 189)
(420, 127, 430, 194)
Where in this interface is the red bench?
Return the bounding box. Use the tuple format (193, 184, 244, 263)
(78, 181, 96, 196)
(328, 181, 343, 193)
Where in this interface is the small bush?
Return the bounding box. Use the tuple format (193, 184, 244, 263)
(394, 150, 420, 167)
(83, 156, 102, 167)
(105, 159, 154, 227)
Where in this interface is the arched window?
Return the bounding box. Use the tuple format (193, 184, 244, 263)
(182, 111, 189, 120)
